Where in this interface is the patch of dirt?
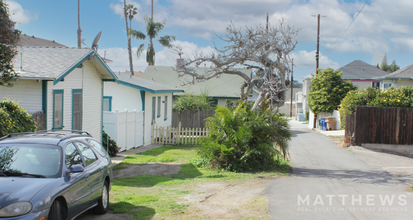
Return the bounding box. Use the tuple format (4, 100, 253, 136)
(329, 136, 345, 147)
(179, 176, 277, 219)
(113, 162, 182, 179)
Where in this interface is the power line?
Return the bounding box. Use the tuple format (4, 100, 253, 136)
(325, 0, 373, 54)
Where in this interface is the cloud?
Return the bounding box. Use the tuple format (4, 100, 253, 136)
(99, 40, 216, 72)
(291, 50, 340, 70)
(8, 1, 37, 26)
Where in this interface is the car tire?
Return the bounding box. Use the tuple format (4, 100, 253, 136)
(48, 199, 62, 220)
(93, 181, 109, 214)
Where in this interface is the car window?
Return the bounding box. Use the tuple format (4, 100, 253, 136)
(65, 143, 84, 168)
(87, 139, 108, 156)
(75, 142, 97, 166)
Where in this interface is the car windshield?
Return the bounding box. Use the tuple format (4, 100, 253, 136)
(0, 144, 62, 178)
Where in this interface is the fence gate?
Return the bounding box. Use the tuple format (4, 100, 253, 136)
(152, 121, 209, 145)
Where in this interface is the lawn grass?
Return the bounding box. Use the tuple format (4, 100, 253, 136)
(109, 145, 289, 219)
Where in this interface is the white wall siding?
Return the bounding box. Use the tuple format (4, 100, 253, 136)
(104, 82, 142, 111)
(0, 79, 42, 113)
(394, 79, 413, 88)
(144, 92, 173, 146)
(46, 61, 102, 142)
(352, 81, 372, 90)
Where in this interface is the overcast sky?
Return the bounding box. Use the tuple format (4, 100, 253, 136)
(9, 0, 413, 81)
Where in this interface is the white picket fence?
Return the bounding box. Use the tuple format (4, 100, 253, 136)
(152, 121, 209, 145)
(103, 110, 144, 151)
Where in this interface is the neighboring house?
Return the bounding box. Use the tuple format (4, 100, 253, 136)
(18, 35, 67, 47)
(0, 46, 118, 142)
(374, 64, 413, 91)
(141, 66, 252, 106)
(339, 60, 388, 90)
(103, 72, 183, 147)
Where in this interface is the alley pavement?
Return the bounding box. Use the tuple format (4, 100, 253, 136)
(266, 119, 413, 220)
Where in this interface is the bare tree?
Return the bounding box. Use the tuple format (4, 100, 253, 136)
(176, 20, 298, 110)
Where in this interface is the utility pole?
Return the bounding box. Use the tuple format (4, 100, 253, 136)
(290, 58, 293, 117)
(77, 0, 82, 48)
(151, 0, 153, 19)
(312, 14, 326, 128)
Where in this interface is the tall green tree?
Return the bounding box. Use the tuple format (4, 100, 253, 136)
(380, 60, 400, 73)
(131, 15, 175, 66)
(0, 0, 20, 87)
(308, 68, 356, 114)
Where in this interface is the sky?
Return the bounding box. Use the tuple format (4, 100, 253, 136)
(7, 0, 413, 82)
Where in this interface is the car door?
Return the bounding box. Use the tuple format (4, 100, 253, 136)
(74, 141, 102, 203)
(64, 142, 91, 216)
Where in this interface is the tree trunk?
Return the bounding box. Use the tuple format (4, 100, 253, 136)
(124, 0, 134, 75)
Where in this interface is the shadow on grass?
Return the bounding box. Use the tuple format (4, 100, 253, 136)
(110, 201, 156, 220)
(113, 163, 203, 187)
(130, 145, 197, 157)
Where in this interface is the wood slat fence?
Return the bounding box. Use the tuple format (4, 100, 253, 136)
(152, 121, 209, 145)
(345, 106, 413, 146)
(172, 109, 215, 128)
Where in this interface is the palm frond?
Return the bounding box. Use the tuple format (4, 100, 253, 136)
(158, 35, 176, 47)
(130, 29, 146, 40)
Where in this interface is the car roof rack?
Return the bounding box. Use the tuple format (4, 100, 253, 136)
(0, 130, 92, 142)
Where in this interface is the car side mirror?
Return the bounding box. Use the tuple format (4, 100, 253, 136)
(69, 164, 84, 173)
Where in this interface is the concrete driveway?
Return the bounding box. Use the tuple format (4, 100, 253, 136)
(266, 119, 413, 220)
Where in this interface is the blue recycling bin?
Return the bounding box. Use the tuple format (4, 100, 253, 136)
(320, 118, 326, 131)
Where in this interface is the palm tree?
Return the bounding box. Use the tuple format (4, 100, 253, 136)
(131, 15, 175, 66)
(123, 1, 135, 75)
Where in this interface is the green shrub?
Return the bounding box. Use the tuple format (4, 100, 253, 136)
(198, 101, 291, 172)
(0, 100, 37, 137)
(339, 86, 413, 129)
(102, 130, 120, 156)
(305, 110, 309, 121)
(308, 68, 356, 114)
(173, 90, 213, 113)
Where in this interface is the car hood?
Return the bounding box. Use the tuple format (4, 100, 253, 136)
(0, 178, 56, 207)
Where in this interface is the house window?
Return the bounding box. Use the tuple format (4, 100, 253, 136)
(72, 89, 82, 131)
(53, 90, 64, 129)
(164, 96, 168, 121)
(152, 97, 156, 124)
(372, 82, 380, 89)
(157, 96, 161, 118)
(384, 82, 392, 91)
(103, 96, 112, 111)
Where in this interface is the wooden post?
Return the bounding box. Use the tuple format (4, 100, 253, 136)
(177, 122, 181, 145)
(151, 119, 155, 144)
(396, 108, 400, 144)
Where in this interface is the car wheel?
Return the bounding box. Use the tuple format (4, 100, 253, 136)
(93, 181, 109, 214)
(48, 199, 62, 220)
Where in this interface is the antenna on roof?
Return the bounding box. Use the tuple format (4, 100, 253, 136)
(91, 31, 101, 51)
(88, 31, 102, 60)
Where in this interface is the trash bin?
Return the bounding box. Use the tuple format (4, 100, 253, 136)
(325, 117, 336, 130)
(320, 118, 326, 131)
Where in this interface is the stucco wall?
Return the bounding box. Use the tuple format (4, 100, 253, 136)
(104, 81, 142, 112)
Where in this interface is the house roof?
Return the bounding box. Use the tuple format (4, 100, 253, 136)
(18, 35, 67, 47)
(13, 46, 118, 84)
(142, 66, 250, 99)
(374, 63, 413, 80)
(339, 60, 388, 80)
(115, 72, 184, 94)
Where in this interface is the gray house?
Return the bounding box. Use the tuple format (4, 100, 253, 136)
(339, 60, 388, 90)
(374, 64, 413, 90)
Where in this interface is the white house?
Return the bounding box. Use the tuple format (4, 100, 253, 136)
(103, 72, 183, 148)
(374, 64, 413, 90)
(0, 46, 118, 142)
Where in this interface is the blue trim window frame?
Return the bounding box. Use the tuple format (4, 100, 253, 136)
(157, 96, 161, 118)
(152, 97, 156, 124)
(53, 90, 64, 130)
(383, 82, 392, 91)
(72, 89, 82, 131)
(164, 96, 168, 121)
(103, 96, 112, 111)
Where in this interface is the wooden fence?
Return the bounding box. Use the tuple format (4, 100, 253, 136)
(172, 109, 215, 128)
(345, 106, 413, 145)
(152, 121, 209, 145)
(32, 111, 45, 130)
